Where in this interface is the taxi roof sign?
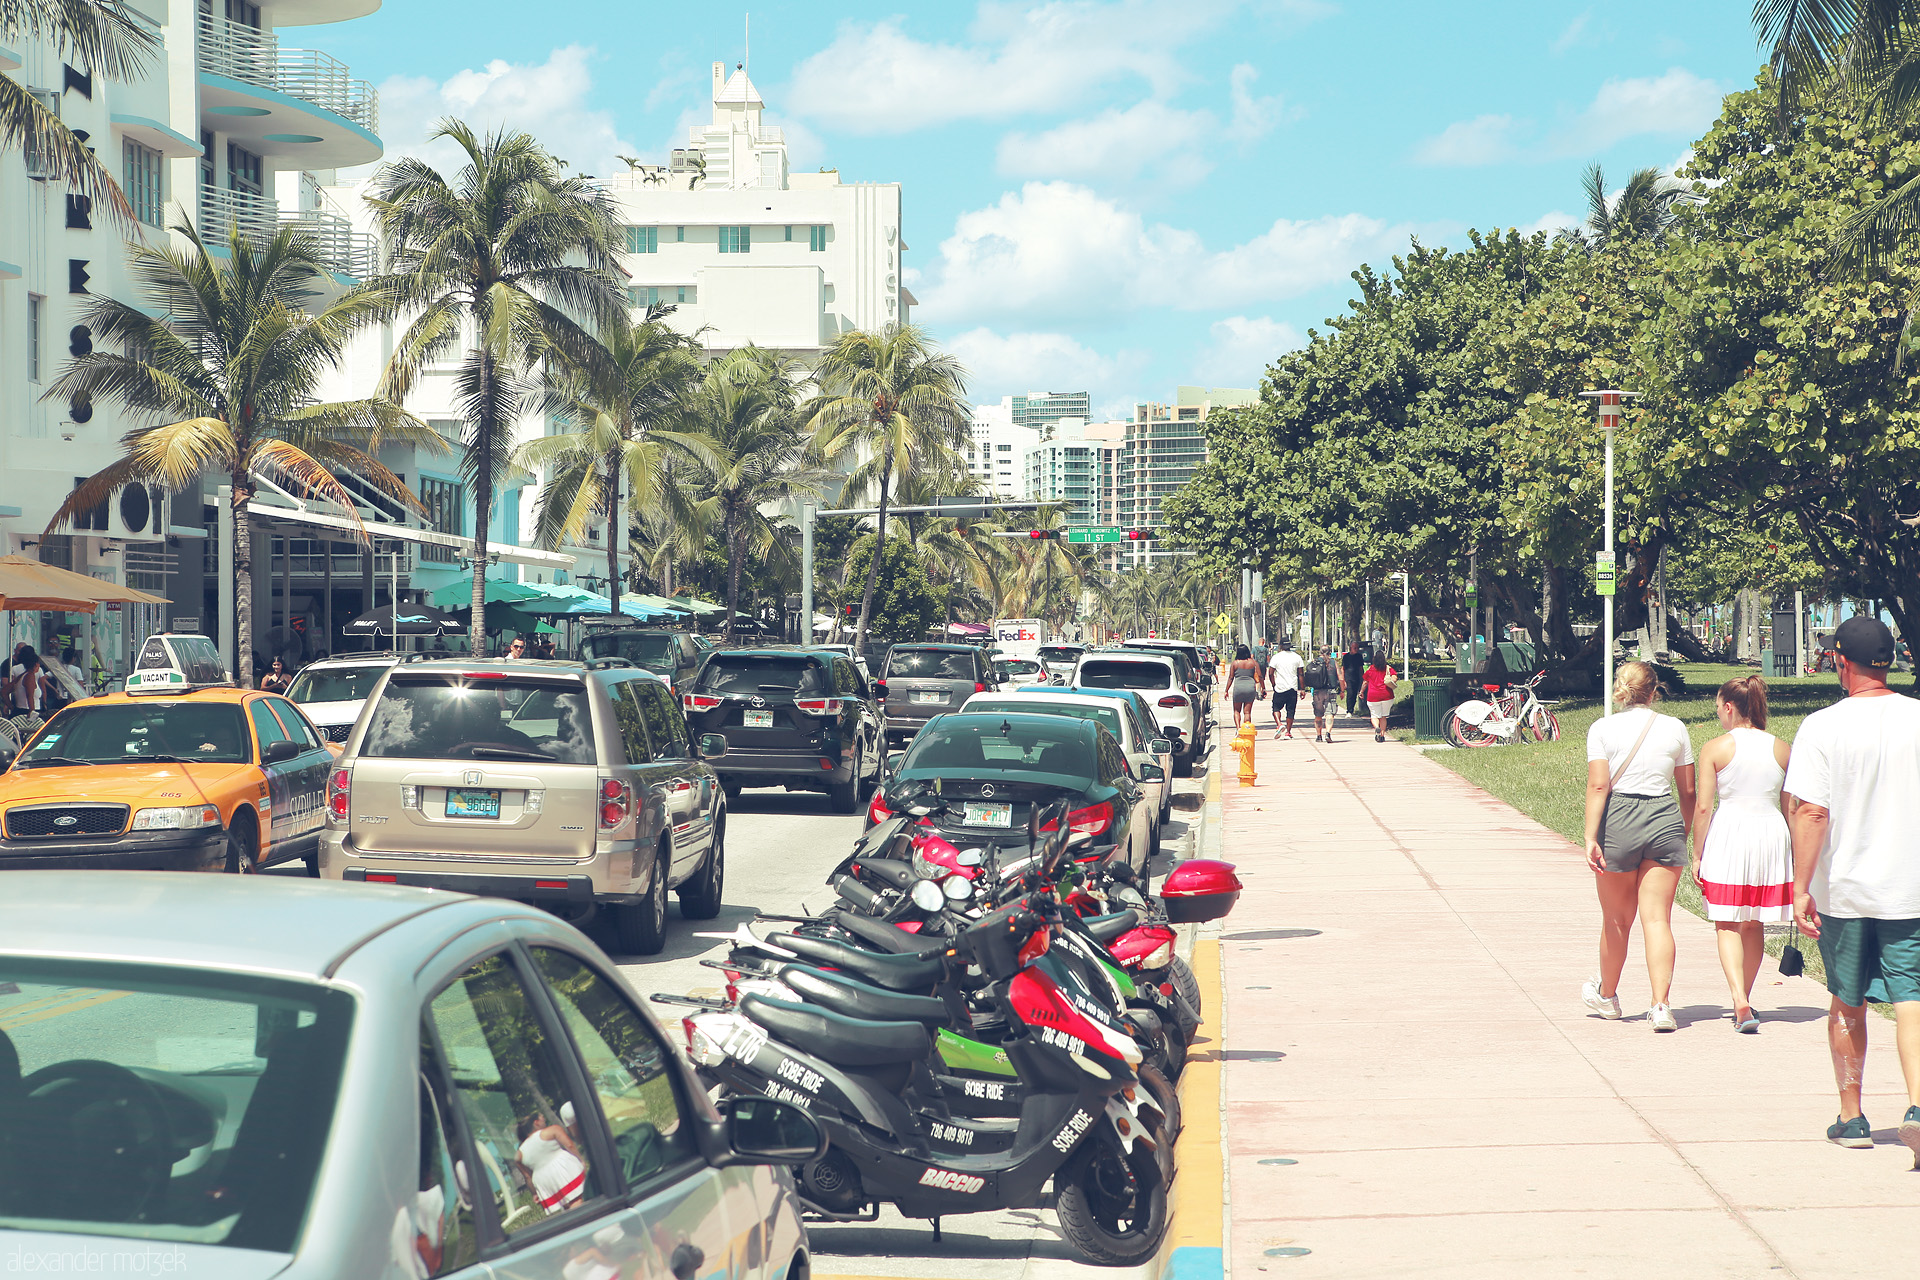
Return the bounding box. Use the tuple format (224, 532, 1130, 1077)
(125, 633, 234, 695)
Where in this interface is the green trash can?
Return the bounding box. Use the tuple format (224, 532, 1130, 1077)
(1413, 677, 1451, 740)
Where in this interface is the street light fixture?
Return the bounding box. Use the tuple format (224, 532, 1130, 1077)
(1579, 389, 1639, 717)
(1390, 570, 1410, 681)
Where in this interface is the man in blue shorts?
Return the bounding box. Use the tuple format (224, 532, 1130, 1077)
(1786, 616, 1920, 1164)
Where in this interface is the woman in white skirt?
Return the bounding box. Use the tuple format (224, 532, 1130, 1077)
(1691, 676, 1792, 1033)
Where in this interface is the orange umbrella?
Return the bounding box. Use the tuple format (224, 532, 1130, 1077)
(0, 555, 169, 612)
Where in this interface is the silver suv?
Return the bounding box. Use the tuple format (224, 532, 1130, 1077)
(317, 658, 728, 955)
(284, 652, 402, 743)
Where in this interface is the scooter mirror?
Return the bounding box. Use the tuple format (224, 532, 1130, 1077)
(956, 847, 985, 867)
(943, 875, 974, 901)
(910, 878, 946, 911)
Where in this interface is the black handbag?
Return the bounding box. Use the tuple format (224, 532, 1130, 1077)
(1779, 925, 1805, 977)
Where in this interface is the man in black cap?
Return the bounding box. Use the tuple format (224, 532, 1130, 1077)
(1784, 615, 1920, 1164)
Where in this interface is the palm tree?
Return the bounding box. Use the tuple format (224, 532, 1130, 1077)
(679, 348, 833, 634)
(365, 120, 626, 653)
(0, 1, 157, 225)
(43, 217, 436, 687)
(513, 308, 709, 618)
(1581, 165, 1688, 247)
(809, 324, 970, 654)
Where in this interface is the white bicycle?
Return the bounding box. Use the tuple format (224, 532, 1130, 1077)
(1443, 670, 1560, 747)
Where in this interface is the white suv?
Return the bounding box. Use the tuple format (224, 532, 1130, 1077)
(284, 653, 402, 743)
(1068, 649, 1203, 776)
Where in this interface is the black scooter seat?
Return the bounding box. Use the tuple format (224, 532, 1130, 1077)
(772, 932, 947, 992)
(740, 993, 932, 1067)
(1083, 908, 1142, 945)
(834, 909, 951, 955)
(779, 963, 950, 1027)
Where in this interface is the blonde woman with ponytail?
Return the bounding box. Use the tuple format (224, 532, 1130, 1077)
(1582, 661, 1697, 1031)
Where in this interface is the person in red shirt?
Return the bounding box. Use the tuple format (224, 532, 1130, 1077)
(1362, 654, 1398, 743)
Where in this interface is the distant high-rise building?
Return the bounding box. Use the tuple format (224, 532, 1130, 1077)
(963, 402, 1038, 497)
(1116, 386, 1257, 567)
(1011, 391, 1092, 434)
(1024, 420, 1125, 532)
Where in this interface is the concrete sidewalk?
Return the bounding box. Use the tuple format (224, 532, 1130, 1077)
(1219, 734, 1920, 1279)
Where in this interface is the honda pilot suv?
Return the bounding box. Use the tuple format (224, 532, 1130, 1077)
(879, 643, 997, 746)
(317, 659, 729, 955)
(682, 648, 881, 812)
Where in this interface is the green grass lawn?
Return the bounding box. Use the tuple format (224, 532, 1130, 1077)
(1418, 664, 1893, 1004)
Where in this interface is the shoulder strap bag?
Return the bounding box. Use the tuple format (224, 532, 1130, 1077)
(1607, 710, 1659, 792)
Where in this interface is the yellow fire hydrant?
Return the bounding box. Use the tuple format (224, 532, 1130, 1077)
(1231, 719, 1259, 787)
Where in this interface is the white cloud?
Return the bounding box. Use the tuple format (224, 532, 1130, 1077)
(1195, 315, 1300, 386)
(1519, 209, 1580, 237)
(946, 327, 1145, 402)
(997, 101, 1215, 181)
(923, 181, 1404, 324)
(1551, 12, 1590, 55)
(783, 2, 1234, 134)
(358, 46, 639, 180)
(1228, 63, 1289, 141)
(1553, 68, 1724, 154)
(1413, 114, 1523, 167)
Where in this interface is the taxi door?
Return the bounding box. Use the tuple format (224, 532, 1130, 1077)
(248, 698, 325, 868)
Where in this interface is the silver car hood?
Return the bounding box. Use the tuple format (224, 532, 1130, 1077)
(292, 698, 364, 727)
(0, 1233, 289, 1280)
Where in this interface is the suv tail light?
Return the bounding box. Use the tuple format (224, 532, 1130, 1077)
(599, 777, 632, 830)
(795, 698, 839, 715)
(326, 767, 351, 823)
(1157, 694, 1188, 707)
(867, 790, 891, 825)
(684, 694, 722, 712)
(973, 682, 987, 693)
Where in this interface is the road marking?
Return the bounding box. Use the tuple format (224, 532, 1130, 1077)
(0, 987, 133, 1030)
(1159, 939, 1224, 1280)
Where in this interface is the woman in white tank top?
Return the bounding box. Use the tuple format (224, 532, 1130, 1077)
(1691, 676, 1793, 1033)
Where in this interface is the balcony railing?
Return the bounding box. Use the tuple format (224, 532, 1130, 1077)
(196, 14, 379, 134)
(198, 185, 381, 281)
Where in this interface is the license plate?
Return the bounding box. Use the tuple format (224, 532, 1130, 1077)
(913, 690, 947, 704)
(445, 788, 501, 819)
(743, 709, 774, 728)
(962, 801, 1012, 828)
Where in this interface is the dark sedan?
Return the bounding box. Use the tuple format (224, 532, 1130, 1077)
(865, 711, 1152, 871)
(683, 648, 882, 811)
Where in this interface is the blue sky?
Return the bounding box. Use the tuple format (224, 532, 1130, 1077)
(319, 1, 1766, 417)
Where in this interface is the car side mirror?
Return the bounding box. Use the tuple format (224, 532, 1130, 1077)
(1184, 682, 1201, 696)
(263, 739, 302, 764)
(718, 1094, 825, 1165)
(1139, 762, 1166, 782)
(1149, 738, 1172, 755)
(699, 733, 728, 760)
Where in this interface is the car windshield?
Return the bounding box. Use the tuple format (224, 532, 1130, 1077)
(695, 656, 828, 696)
(286, 665, 389, 704)
(1078, 659, 1174, 691)
(0, 958, 352, 1251)
(969, 699, 1121, 740)
(904, 719, 1095, 780)
(579, 632, 680, 673)
(360, 677, 597, 763)
(887, 649, 975, 679)
(14, 701, 250, 766)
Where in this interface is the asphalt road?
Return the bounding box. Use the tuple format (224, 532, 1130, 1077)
(599, 752, 1217, 1280)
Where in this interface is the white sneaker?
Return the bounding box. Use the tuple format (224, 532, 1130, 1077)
(1581, 978, 1622, 1020)
(1648, 1003, 1678, 1032)
(1273, 730, 1282, 740)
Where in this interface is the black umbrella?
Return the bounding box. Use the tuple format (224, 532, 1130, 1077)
(343, 603, 466, 637)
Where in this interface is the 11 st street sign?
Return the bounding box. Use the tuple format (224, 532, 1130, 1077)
(1066, 527, 1126, 543)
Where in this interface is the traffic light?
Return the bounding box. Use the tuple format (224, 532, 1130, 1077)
(1124, 529, 1157, 541)
(1027, 529, 1060, 539)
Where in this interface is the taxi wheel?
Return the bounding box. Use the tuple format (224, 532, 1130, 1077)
(223, 817, 258, 874)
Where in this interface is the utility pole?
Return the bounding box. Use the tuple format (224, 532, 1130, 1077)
(800, 502, 815, 646)
(1581, 390, 1637, 716)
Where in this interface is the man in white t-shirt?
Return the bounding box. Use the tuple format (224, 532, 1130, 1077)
(1783, 616, 1920, 1162)
(1267, 641, 1306, 740)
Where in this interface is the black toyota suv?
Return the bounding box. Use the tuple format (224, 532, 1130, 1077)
(683, 648, 883, 812)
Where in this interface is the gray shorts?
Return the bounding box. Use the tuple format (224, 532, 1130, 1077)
(1312, 688, 1339, 717)
(1597, 792, 1688, 874)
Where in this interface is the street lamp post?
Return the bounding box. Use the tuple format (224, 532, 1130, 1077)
(1580, 389, 1639, 717)
(1391, 570, 1410, 681)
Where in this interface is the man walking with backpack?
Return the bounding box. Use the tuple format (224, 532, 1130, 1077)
(1305, 644, 1345, 743)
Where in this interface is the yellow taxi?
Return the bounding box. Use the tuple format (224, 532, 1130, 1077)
(0, 665, 338, 875)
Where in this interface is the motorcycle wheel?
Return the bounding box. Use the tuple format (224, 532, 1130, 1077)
(1056, 1132, 1170, 1267)
(1138, 1061, 1181, 1141)
(1168, 954, 1202, 1022)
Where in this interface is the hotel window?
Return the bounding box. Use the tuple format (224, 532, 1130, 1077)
(28, 295, 42, 382)
(626, 226, 657, 254)
(809, 225, 827, 251)
(678, 285, 696, 304)
(675, 226, 685, 242)
(718, 225, 751, 254)
(418, 478, 464, 562)
(123, 139, 163, 227)
(784, 225, 793, 241)
(227, 142, 263, 196)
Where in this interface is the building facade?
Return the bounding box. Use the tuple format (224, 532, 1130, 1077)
(1011, 391, 1091, 435)
(0, 0, 391, 679)
(1115, 385, 1255, 568)
(964, 400, 1038, 497)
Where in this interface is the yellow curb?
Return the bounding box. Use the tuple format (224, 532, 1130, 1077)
(1166, 938, 1223, 1253)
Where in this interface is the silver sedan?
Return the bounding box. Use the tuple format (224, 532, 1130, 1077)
(0, 873, 821, 1279)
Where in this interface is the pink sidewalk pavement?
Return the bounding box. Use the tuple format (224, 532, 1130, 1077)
(1214, 734, 1920, 1279)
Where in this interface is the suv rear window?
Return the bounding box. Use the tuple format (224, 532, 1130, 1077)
(287, 664, 391, 704)
(887, 649, 976, 679)
(360, 676, 597, 763)
(1038, 646, 1082, 662)
(1078, 659, 1173, 691)
(970, 698, 1121, 740)
(580, 631, 681, 673)
(695, 655, 829, 696)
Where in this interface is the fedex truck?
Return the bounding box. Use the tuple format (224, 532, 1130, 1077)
(991, 618, 1048, 661)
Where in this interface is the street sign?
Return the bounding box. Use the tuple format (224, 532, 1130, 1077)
(1065, 527, 1126, 544)
(1214, 612, 1231, 632)
(1595, 551, 1616, 597)
(1465, 583, 1478, 606)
